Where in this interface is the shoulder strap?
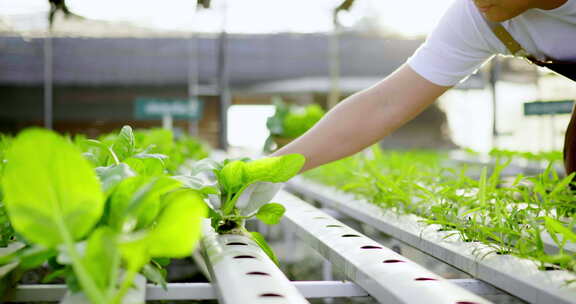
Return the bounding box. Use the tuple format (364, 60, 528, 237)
(480, 12, 531, 58)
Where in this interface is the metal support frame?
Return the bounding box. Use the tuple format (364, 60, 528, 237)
(450, 279, 503, 297)
(5, 281, 364, 302)
(217, 0, 230, 150)
(277, 190, 492, 304)
(43, 34, 53, 130)
(146, 281, 368, 300)
(7, 279, 506, 302)
(286, 177, 576, 304)
(57, 275, 146, 304)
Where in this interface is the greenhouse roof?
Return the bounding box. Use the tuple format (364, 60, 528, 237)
(0, 13, 192, 38)
(0, 34, 424, 88)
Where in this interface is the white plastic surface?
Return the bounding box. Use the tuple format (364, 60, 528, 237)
(200, 222, 310, 304)
(277, 190, 492, 304)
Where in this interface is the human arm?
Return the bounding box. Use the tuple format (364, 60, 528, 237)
(271, 64, 451, 172)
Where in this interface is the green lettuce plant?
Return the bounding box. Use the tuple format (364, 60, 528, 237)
(189, 154, 305, 263)
(264, 98, 325, 152)
(79, 126, 208, 173)
(0, 128, 207, 304)
(0, 125, 305, 300)
(0, 135, 15, 248)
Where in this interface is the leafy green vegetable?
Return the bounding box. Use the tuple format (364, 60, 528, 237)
(0, 202, 14, 247)
(0, 126, 210, 303)
(264, 98, 325, 152)
(112, 126, 136, 162)
(120, 189, 207, 270)
(186, 154, 305, 265)
(95, 163, 136, 193)
(124, 157, 165, 177)
(81, 139, 120, 167)
(282, 104, 324, 138)
(2, 129, 104, 248)
(256, 203, 285, 225)
(250, 231, 279, 266)
(216, 154, 305, 216)
(0, 125, 302, 299)
(219, 160, 246, 195)
(244, 154, 306, 183)
(83, 227, 118, 292)
(136, 128, 174, 156)
(107, 176, 182, 231)
(2, 129, 109, 302)
(305, 146, 576, 273)
(140, 189, 206, 257)
(141, 262, 167, 290)
(266, 97, 290, 137)
(544, 217, 576, 244)
(488, 148, 563, 162)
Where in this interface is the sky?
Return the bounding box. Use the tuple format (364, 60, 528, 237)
(0, 0, 455, 37)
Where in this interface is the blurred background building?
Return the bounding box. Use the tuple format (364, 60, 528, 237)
(1, 0, 574, 153)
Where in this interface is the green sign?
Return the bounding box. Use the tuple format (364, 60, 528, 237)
(524, 100, 574, 116)
(135, 98, 203, 120)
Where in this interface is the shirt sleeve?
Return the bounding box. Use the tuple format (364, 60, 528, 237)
(407, 0, 496, 86)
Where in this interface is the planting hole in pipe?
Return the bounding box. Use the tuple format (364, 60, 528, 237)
(383, 259, 405, 263)
(227, 242, 248, 246)
(414, 277, 438, 281)
(247, 271, 271, 276)
(260, 293, 284, 298)
(326, 224, 343, 228)
(234, 255, 256, 259)
(361, 245, 382, 249)
(313, 216, 328, 220)
(341, 234, 361, 238)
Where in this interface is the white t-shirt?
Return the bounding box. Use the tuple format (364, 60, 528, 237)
(407, 0, 576, 86)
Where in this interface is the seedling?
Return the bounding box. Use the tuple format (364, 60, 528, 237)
(305, 146, 576, 273)
(187, 154, 305, 264)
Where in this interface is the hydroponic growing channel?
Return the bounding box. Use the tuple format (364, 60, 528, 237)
(288, 148, 576, 304)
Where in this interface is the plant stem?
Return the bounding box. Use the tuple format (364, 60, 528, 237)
(55, 218, 105, 304)
(106, 247, 121, 300)
(107, 146, 120, 165)
(112, 268, 138, 304)
(222, 192, 233, 215)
